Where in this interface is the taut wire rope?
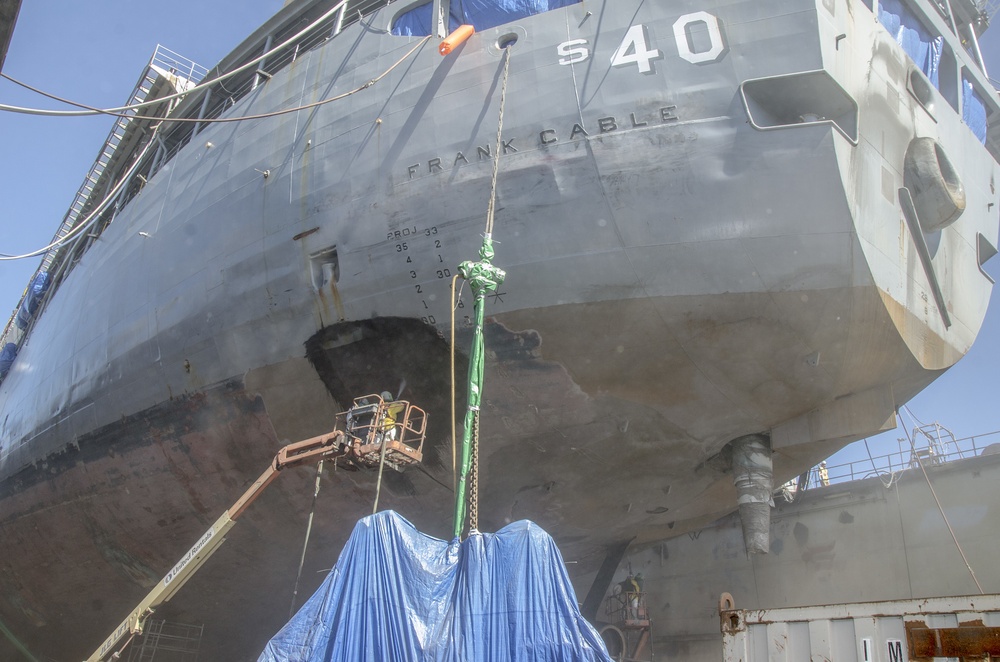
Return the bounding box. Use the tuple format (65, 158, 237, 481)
(0, 38, 429, 260)
(452, 45, 512, 538)
(0, 121, 163, 260)
(901, 416, 984, 594)
(0, 1, 363, 117)
(0, 37, 430, 124)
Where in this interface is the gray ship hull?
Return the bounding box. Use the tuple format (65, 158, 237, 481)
(0, 0, 997, 658)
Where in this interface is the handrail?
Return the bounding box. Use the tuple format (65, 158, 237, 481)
(800, 428, 1000, 489)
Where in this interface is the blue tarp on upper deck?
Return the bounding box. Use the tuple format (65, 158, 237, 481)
(392, 0, 580, 35)
(257, 511, 612, 662)
(461, 0, 579, 30)
(878, 0, 942, 88)
(15, 271, 49, 330)
(878, 0, 989, 143)
(963, 72, 988, 144)
(0, 343, 17, 378)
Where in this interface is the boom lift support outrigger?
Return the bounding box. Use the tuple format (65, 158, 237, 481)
(85, 394, 427, 662)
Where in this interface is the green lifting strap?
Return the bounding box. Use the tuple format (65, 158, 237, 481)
(453, 234, 505, 539)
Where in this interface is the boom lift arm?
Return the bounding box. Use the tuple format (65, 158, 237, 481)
(85, 395, 427, 661)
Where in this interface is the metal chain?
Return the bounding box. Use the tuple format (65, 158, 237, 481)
(470, 411, 480, 532)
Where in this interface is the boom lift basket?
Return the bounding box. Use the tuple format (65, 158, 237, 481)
(340, 394, 426, 471)
(86, 395, 428, 662)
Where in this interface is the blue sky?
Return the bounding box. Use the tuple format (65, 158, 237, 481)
(0, 0, 277, 327)
(0, 1, 999, 468)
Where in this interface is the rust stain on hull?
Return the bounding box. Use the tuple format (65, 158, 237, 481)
(878, 289, 965, 370)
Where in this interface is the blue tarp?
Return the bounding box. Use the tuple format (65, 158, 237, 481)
(878, 0, 942, 88)
(392, 3, 463, 36)
(15, 272, 50, 330)
(962, 73, 988, 144)
(392, 0, 581, 36)
(461, 0, 580, 31)
(0, 343, 16, 377)
(258, 511, 612, 662)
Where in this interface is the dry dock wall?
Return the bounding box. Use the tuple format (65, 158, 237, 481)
(613, 452, 1000, 661)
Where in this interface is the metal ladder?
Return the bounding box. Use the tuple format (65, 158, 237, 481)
(39, 45, 206, 275)
(905, 422, 960, 466)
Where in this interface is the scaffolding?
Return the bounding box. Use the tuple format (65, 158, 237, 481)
(601, 587, 653, 661)
(125, 620, 203, 662)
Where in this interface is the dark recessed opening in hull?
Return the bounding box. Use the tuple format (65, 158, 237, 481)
(304, 317, 467, 472)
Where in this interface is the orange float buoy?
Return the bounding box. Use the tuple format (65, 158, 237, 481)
(439, 24, 474, 55)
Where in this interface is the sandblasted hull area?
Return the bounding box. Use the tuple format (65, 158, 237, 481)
(0, 384, 452, 661)
(0, 386, 289, 660)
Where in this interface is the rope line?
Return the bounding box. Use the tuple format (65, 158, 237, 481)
(0, 37, 429, 261)
(0, 1, 354, 117)
(0, 37, 430, 124)
(289, 460, 325, 618)
(902, 419, 984, 594)
(864, 438, 900, 488)
(372, 423, 389, 515)
(112, 631, 139, 661)
(0, 122, 162, 260)
(0, 615, 40, 662)
(450, 274, 460, 494)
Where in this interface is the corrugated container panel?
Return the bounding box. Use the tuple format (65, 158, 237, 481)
(721, 593, 1000, 661)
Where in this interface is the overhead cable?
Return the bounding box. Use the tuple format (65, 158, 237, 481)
(0, 36, 430, 124)
(0, 36, 429, 260)
(0, 124, 161, 261)
(0, 0, 352, 117)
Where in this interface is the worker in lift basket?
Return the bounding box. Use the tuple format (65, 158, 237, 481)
(818, 461, 830, 486)
(629, 573, 643, 619)
(617, 573, 643, 620)
(379, 391, 406, 443)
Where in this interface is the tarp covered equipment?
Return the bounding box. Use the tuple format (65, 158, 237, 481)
(392, 0, 580, 35)
(258, 511, 612, 662)
(16, 271, 50, 330)
(0, 343, 17, 377)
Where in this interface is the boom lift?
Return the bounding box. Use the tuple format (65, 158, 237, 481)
(85, 394, 427, 662)
(601, 576, 653, 662)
